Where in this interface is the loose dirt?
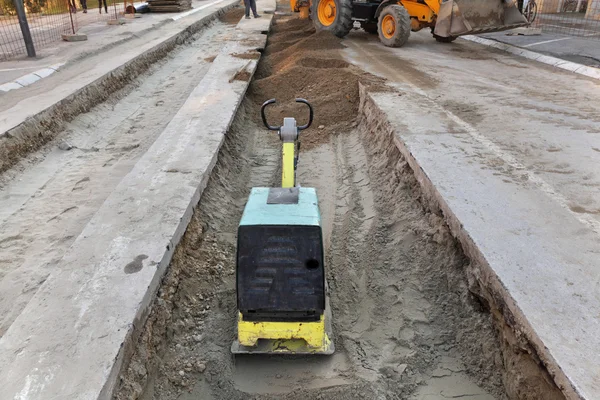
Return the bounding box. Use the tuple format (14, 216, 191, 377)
(232, 51, 262, 60)
(232, 69, 252, 82)
(219, 5, 245, 24)
(115, 11, 514, 400)
(252, 19, 387, 149)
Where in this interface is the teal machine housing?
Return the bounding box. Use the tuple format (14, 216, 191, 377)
(234, 186, 333, 353)
(236, 187, 325, 319)
(239, 187, 321, 227)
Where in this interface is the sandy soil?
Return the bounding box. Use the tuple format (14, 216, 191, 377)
(0, 18, 238, 338)
(114, 15, 513, 400)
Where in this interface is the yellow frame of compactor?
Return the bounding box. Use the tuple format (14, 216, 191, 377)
(237, 313, 332, 353)
(232, 115, 334, 356)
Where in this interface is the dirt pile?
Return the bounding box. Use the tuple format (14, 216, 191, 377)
(250, 17, 386, 149)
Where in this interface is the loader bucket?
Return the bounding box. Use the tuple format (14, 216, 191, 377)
(434, 0, 528, 37)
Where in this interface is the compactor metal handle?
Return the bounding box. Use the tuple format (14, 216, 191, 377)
(295, 98, 313, 131)
(261, 99, 280, 131)
(260, 98, 314, 132)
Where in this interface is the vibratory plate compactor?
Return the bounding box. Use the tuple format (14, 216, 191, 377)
(231, 99, 335, 355)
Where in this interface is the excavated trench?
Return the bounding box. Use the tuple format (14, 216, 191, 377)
(114, 12, 564, 400)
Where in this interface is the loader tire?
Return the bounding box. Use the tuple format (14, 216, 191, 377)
(377, 5, 410, 48)
(311, 0, 353, 38)
(361, 22, 378, 35)
(431, 27, 457, 43)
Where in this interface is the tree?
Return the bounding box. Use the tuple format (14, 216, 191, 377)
(0, 0, 17, 15)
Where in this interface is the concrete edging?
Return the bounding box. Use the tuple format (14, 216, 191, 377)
(0, 64, 65, 93)
(0, 7, 273, 400)
(358, 82, 599, 400)
(461, 35, 600, 81)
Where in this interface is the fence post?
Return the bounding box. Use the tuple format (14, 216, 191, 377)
(68, 3, 76, 34)
(12, 0, 36, 58)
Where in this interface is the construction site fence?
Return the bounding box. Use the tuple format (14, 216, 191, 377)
(525, 0, 600, 39)
(0, 0, 126, 61)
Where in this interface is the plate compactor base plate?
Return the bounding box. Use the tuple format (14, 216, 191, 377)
(231, 297, 335, 355)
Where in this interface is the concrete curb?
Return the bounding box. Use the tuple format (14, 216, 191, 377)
(0, 7, 273, 400)
(0, 63, 65, 93)
(358, 82, 599, 400)
(462, 35, 600, 81)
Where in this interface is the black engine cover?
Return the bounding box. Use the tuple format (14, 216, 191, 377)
(237, 225, 325, 322)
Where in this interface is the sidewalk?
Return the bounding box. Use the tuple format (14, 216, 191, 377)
(0, 0, 243, 175)
(0, 0, 231, 89)
(479, 29, 600, 68)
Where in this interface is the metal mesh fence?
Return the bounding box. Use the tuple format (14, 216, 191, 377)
(71, 0, 124, 30)
(524, 0, 600, 39)
(0, 0, 122, 61)
(1, 0, 74, 59)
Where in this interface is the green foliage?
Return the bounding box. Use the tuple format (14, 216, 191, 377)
(0, 0, 17, 15)
(25, 0, 47, 13)
(0, 0, 51, 14)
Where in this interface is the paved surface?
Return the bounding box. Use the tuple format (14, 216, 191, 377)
(0, 0, 226, 87)
(0, 2, 273, 399)
(462, 34, 600, 80)
(0, 0, 238, 139)
(343, 28, 600, 400)
(479, 29, 600, 67)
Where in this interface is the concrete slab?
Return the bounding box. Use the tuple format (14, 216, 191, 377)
(0, 64, 65, 93)
(32, 67, 58, 79)
(0, 2, 273, 399)
(361, 85, 600, 400)
(107, 19, 126, 25)
(0, 0, 240, 140)
(48, 63, 65, 71)
(14, 73, 41, 87)
(0, 81, 23, 93)
(238, 12, 275, 31)
(61, 33, 89, 42)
